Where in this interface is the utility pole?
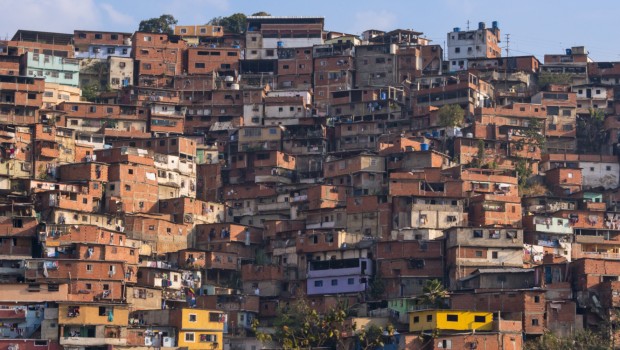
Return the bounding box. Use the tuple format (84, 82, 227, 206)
(504, 34, 510, 96)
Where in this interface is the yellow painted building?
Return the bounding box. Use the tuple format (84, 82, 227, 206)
(43, 82, 81, 108)
(58, 303, 129, 326)
(174, 309, 225, 350)
(409, 309, 493, 333)
(174, 25, 224, 44)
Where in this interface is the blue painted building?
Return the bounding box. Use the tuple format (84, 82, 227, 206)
(23, 52, 79, 87)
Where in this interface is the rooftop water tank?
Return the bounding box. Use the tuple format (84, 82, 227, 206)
(277, 41, 284, 48)
(492, 21, 499, 29)
(453, 27, 461, 33)
(479, 22, 486, 30)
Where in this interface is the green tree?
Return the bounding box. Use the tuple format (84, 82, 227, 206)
(208, 13, 248, 34)
(355, 324, 395, 350)
(515, 157, 532, 192)
(254, 297, 348, 349)
(473, 139, 486, 168)
(251, 11, 271, 16)
(418, 279, 448, 308)
(438, 104, 465, 153)
(577, 108, 607, 154)
(81, 83, 101, 102)
(524, 330, 610, 350)
(138, 14, 177, 34)
(438, 104, 465, 129)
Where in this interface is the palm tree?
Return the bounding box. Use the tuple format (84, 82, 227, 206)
(418, 279, 448, 308)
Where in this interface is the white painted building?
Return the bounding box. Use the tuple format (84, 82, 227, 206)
(447, 21, 501, 72)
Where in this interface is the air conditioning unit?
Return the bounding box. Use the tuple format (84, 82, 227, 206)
(21, 162, 32, 171)
(162, 337, 174, 347)
(184, 214, 194, 223)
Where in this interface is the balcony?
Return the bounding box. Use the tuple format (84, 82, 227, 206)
(574, 235, 606, 244)
(255, 174, 292, 184)
(60, 337, 126, 346)
(306, 221, 336, 230)
(307, 258, 371, 279)
(256, 202, 290, 212)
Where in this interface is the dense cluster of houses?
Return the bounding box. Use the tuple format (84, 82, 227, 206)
(0, 14, 620, 350)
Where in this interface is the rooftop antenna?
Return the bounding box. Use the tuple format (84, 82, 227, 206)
(505, 33, 510, 57)
(466, 20, 470, 31)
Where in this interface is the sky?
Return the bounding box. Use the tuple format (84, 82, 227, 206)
(1, 0, 619, 62)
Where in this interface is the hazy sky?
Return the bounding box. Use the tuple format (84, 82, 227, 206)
(1, 0, 619, 62)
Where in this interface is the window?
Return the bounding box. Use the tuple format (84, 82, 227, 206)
(607, 166, 613, 171)
(475, 251, 483, 257)
(185, 333, 195, 342)
(413, 316, 419, 323)
(195, 62, 205, 68)
(209, 313, 221, 322)
(103, 284, 109, 290)
(200, 334, 217, 342)
(314, 280, 323, 287)
(446, 314, 458, 322)
(86, 264, 93, 271)
(534, 296, 540, 303)
(474, 315, 486, 323)
(331, 279, 338, 286)
(125, 185, 131, 191)
(492, 251, 498, 259)
(455, 47, 460, 53)
(143, 36, 152, 42)
(426, 314, 432, 322)
(532, 318, 539, 326)
(348, 278, 354, 285)
(189, 314, 197, 322)
(473, 230, 483, 238)
(143, 63, 152, 70)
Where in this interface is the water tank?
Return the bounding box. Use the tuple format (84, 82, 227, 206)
(277, 41, 284, 48)
(380, 92, 387, 100)
(453, 27, 461, 32)
(479, 22, 486, 30)
(232, 45, 240, 49)
(230, 83, 240, 90)
(224, 76, 234, 82)
(492, 21, 499, 29)
(424, 132, 432, 138)
(420, 143, 429, 151)
(566, 48, 572, 55)
(432, 130, 439, 137)
(466, 133, 473, 138)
